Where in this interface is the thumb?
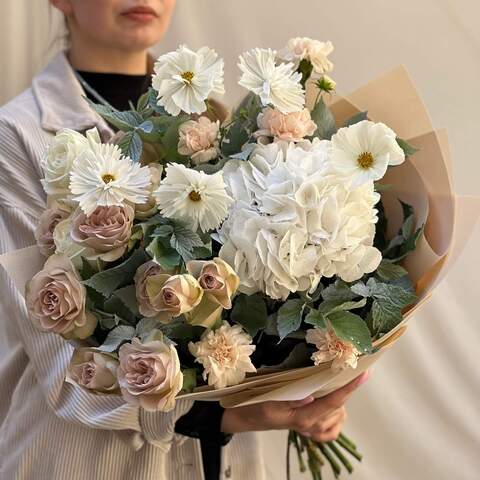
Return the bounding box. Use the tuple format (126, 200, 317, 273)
(287, 395, 315, 409)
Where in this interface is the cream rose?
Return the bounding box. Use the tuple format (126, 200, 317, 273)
(35, 206, 70, 256)
(41, 127, 100, 197)
(25, 254, 97, 339)
(256, 107, 317, 142)
(68, 348, 119, 393)
(178, 117, 220, 165)
(134, 260, 169, 317)
(70, 205, 134, 262)
(117, 337, 183, 412)
(145, 273, 203, 323)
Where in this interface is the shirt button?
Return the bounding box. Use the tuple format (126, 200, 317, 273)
(224, 465, 232, 478)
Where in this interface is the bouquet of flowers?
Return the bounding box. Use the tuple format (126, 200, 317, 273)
(1, 37, 471, 479)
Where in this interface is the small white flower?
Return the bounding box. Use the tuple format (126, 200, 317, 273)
(188, 322, 256, 389)
(331, 120, 405, 187)
(41, 128, 100, 197)
(278, 37, 334, 75)
(238, 48, 305, 114)
(306, 327, 360, 371)
(69, 143, 151, 216)
(154, 163, 232, 233)
(152, 45, 225, 116)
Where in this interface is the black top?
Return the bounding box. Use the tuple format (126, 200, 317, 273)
(76, 70, 232, 480)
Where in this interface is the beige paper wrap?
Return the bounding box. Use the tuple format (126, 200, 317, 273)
(1, 66, 479, 409)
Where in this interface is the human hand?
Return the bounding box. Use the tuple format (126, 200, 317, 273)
(221, 370, 369, 442)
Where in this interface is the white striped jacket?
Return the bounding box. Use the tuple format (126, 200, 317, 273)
(0, 51, 265, 480)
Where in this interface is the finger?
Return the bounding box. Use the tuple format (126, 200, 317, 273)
(311, 422, 343, 443)
(307, 407, 345, 437)
(287, 396, 315, 409)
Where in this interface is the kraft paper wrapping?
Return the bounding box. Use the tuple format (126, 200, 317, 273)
(1, 66, 479, 409)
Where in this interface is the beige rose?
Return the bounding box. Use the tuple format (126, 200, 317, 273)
(35, 206, 70, 256)
(187, 257, 240, 309)
(135, 164, 163, 220)
(178, 117, 220, 165)
(145, 273, 203, 323)
(255, 107, 317, 142)
(134, 260, 169, 317)
(70, 205, 134, 262)
(118, 337, 183, 412)
(68, 348, 119, 393)
(25, 254, 97, 339)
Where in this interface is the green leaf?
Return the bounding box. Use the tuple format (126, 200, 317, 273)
(157, 317, 204, 340)
(97, 325, 135, 352)
(84, 249, 149, 297)
(322, 280, 357, 302)
(152, 225, 174, 237)
(318, 298, 367, 316)
(310, 97, 336, 140)
(298, 58, 314, 87)
(181, 368, 198, 393)
(372, 299, 404, 333)
(304, 309, 327, 329)
(328, 311, 373, 354)
(117, 130, 143, 162)
(103, 295, 137, 325)
(396, 137, 419, 157)
(342, 111, 368, 128)
(146, 237, 181, 269)
(277, 299, 305, 341)
(111, 285, 140, 317)
(135, 317, 161, 336)
(85, 99, 143, 131)
(79, 257, 96, 281)
(231, 293, 268, 338)
(169, 222, 204, 261)
(350, 282, 371, 298)
(376, 261, 408, 281)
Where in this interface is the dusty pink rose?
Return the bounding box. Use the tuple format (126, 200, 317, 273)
(71, 205, 134, 262)
(255, 107, 317, 142)
(178, 117, 220, 165)
(25, 254, 97, 339)
(134, 261, 169, 317)
(117, 337, 183, 412)
(145, 273, 204, 323)
(68, 348, 119, 393)
(35, 206, 70, 256)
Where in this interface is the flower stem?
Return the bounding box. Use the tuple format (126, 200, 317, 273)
(336, 436, 363, 462)
(318, 443, 341, 478)
(326, 441, 353, 473)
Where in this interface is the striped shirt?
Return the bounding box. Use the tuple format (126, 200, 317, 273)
(0, 51, 265, 480)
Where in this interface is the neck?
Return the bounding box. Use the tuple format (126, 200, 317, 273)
(68, 38, 148, 75)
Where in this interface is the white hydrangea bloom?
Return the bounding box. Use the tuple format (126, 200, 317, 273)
(218, 140, 382, 300)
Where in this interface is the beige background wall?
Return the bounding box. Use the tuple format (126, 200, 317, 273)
(1, 1, 479, 479)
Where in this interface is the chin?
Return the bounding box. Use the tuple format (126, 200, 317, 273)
(118, 32, 164, 52)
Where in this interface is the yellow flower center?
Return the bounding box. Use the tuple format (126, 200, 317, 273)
(357, 152, 374, 169)
(102, 173, 116, 184)
(181, 71, 194, 84)
(189, 190, 202, 202)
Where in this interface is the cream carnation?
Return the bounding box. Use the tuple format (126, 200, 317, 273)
(255, 107, 317, 142)
(278, 37, 334, 74)
(188, 322, 256, 389)
(306, 328, 360, 371)
(178, 117, 220, 165)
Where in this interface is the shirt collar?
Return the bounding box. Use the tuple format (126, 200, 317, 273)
(32, 51, 113, 139)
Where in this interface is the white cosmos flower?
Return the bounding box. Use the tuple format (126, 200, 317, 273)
(154, 163, 232, 233)
(152, 45, 224, 116)
(69, 143, 151, 216)
(331, 120, 405, 187)
(238, 48, 305, 114)
(188, 322, 256, 389)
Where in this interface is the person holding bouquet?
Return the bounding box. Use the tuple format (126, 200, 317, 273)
(0, 1, 369, 479)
